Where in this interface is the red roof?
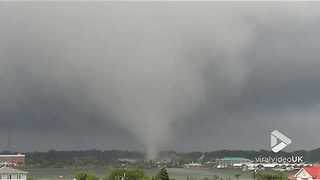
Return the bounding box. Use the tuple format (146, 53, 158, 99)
(304, 167, 320, 179)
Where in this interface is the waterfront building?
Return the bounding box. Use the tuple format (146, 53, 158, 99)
(0, 166, 28, 180)
(288, 166, 320, 180)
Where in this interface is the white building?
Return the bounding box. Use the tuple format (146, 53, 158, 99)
(0, 166, 28, 180)
(216, 157, 252, 168)
(184, 162, 203, 168)
(289, 166, 320, 180)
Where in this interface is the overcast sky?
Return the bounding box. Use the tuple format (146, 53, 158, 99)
(0, 2, 320, 156)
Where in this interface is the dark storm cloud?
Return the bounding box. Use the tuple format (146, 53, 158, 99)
(177, 14, 320, 152)
(0, 2, 320, 156)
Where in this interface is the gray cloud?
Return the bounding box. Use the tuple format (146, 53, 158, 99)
(0, 3, 320, 158)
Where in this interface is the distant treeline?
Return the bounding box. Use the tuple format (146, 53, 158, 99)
(2, 148, 320, 168)
(25, 150, 144, 167)
(167, 148, 320, 162)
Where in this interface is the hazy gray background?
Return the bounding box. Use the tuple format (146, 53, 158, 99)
(0, 2, 320, 157)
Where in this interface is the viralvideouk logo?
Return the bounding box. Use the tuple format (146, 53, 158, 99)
(271, 130, 292, 153)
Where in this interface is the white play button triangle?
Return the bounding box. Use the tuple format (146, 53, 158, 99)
(270, 130, 292, 153)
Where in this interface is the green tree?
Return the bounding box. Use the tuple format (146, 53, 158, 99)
(107, 168, 149, 180)
(87, 174, 99, 180)
(76, 173, 88, 180)
(213, 175, 219, 180)
(127, 169, 147, 180)
(75, 172, 99, 180)
(256, 172, 287, 180)
(155, 168, 170, 180)
(235, 174, 241, 180)
(108, 169, 126, 180)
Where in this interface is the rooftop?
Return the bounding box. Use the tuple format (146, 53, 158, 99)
(0, 154, 25, 157)
(304, 166, 320, 179)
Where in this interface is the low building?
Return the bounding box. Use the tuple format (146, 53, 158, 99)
(0, 154, 25, 167)
(184, 162, 204, 168)
(216, 157, 252, 168)
(0, 166, 28, 180)
(289, 166, 320, 180)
